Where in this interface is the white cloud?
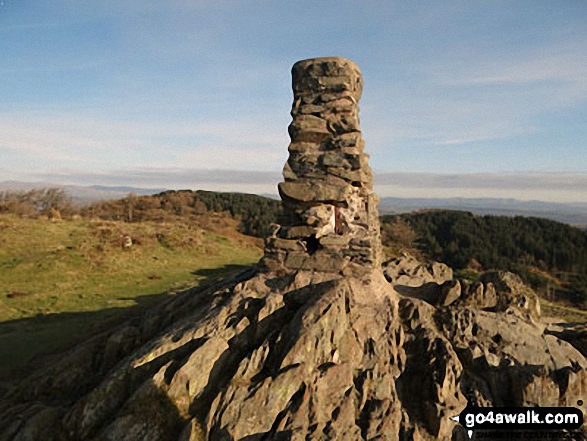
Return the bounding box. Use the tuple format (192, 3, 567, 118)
(0, 111, 288, 170)
(23, 168, 587, 204)
(435, 39, 587, 112)
(457, 42, 587, 87)
(34, 167, 282, 195)
(177, 147, 286, 171)
(375, 171, 587, 191)
(374, 172, 587, 203)
(57, 0, 236, 17)
(0, 22, 64, 32)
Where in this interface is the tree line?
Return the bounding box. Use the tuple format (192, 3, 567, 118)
(381, 210, 587, 305)
(388, 210, 587, 273)
(0, 188, 72, 218)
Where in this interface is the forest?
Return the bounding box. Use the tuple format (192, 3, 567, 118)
(381, 210, 587, 306)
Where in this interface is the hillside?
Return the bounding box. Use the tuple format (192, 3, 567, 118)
(0, 214, 262, 379)
(82, 189, 282, 238)
(4, 186, 586, 310)
(381, 211, 587, 311)
(26, 187, 587, 310)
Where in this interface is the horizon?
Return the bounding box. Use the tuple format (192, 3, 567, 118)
(3, 177, 587, 208)
(1, 1, 587, 203)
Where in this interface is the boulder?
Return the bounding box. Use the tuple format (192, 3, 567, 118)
(383, 255, 453, 286)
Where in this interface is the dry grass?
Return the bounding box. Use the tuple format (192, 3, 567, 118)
(539, 298, 587, 323)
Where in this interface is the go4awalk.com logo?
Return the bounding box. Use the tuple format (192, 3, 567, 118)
(450, 406, 585, 439)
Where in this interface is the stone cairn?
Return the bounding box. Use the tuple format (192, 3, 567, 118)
(262, 57, 382, 276)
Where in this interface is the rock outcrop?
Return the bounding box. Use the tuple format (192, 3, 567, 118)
(1, 57, 586, 441)
(381, 255, 586, 438)
(0, 268, 407, 441)
(383, 255, 453, 287)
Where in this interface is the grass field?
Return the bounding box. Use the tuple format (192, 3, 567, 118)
(539, 298, 587, 323)
(0, 214, 262, 378)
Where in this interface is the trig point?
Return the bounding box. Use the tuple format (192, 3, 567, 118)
(262, 57, 382, 275)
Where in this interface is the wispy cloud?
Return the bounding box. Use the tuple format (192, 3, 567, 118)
(374, 171, 587, 203)
(33, 167, 282, 195)
(2, 0, 586, 194)
(363, 97, 535, 153)
(375, 171, 587, 191)
(61, 0, 236, 16)
(0, 111, 288, 170)
(177, 147, 286, 171)
(38, 167, 280, 186)
(22, 168, 587, 204)
(0, 22, 65, 32)
(365, 36, 587, 151)
(430, 129, 535, 146)
(433, 39, 587, 116)
(0, 60, 105, 74)
(454, 41, 587, 87)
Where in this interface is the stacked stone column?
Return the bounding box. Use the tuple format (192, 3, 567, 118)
(262, 57, 382, 275)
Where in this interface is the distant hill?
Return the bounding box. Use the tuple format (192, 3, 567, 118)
(90, 191, 586, 308)
(4, 182, 586, 226)
(380, 196, 587, 226)
(88, 185, 167, 196)
(0, 181, 165, 205)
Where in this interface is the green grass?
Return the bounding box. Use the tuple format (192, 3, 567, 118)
(0, 215, 262, 377)
(539, 298, 587, 323)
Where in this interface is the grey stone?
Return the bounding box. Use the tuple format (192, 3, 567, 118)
(266, 237, 306, 252)
(264, 57, 382, 274)
(278, 181, 349, 203)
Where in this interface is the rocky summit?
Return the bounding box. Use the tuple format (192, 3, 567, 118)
(1, 58, 586, 441)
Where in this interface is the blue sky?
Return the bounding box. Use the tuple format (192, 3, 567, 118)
(1, 0, 586, 202)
